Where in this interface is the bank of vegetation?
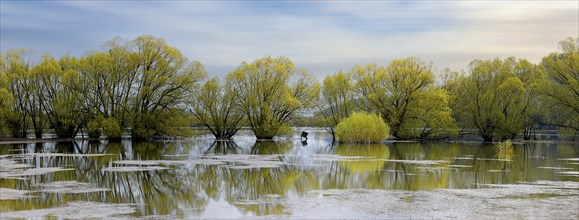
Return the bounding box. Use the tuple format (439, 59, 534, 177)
(0, 35, 577, 142)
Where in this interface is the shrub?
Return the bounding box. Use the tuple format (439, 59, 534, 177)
(101, 118, 122, 140)
(86, 119, 102, 138)
(335, 112, 390, 143)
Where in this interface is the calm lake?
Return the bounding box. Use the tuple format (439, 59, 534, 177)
(1, 129, 578, 219)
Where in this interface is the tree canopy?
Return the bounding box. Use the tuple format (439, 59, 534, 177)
(1, 35, 577, 142)
(538, 37, 579, 140)
(352, 58, 456, 140)
(189, 77, 244, 140)
(226, 56, 320, 140)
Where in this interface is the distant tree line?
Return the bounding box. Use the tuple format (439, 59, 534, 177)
(0, 35, 577, 142)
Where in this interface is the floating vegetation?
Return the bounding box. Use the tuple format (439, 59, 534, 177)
(204, 154, 282, 161)
(417, 167, 451, 172)
(307, 154, 367, 161)
(101, 166, 169, 172)
(19, 153, 113, 158)
(403, 173, 427, 176)
(162, 154, 189, 158)
(112, 154, 383, 170)
(1, 167, 74, 178)
(556, 171, 579, 177)
(114, 160, 162, 166)
(114, 159, 225, 166)
(204, 154, 286, 169)
(479, 181, 579, 190)
(36, 181, 109, 194)
(0, 188, 35, 200)
(381, 159, 449, 165)
(448, 165, 472, 168)
(0, 158, 33, 171)
(0, 201, 136, 219)
(536, 167, 573, 170)
(450, 156, 475, 160)
(0, 156, 74, 179)
(558, 158, 579, 161)
(517, 181, 579, 189)
(454, 157, 512, 162)
(502, 193, 564, 199)
(288, 182, 579, 219)
(486, 169, 510, 173)
(381, 169, 404, 173)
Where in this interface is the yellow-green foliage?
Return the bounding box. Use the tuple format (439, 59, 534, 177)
(226, 56, 320, 140)
(101, 118, 122, 139)
(0, 88, 13, 137)
(86, 119, 102, 138)
(86, 116, 122, 139)
(496, 140, 514, 153)
(335, 112, 390, 143)
(275, 123, 294, 139)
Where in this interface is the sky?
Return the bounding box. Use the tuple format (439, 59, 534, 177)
(1, 0, 577, 80)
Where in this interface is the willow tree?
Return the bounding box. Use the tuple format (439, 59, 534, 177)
(318, 71, 356, 138)
(190, 77, 244, 140)
(226, 56, 320, 140)
(75, 51, 114, 138)
(31, 54, 84, 138)
(0, 65, 13, 137)
(75, 38, 139, 139)
(353, 58, 456, 139)
(137, 36, 204, 138)
(121, 36, 205, 139)
(538, 37, 579, 140)
(0, 49, 33, 138)
(453, 57, 539, 142)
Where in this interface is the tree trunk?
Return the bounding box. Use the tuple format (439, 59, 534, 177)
(34, 128, 43, 138)
(482, 136, 493, 143)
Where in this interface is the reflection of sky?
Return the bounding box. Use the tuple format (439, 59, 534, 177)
(1, 1, 576, 79)
(1, 140, 578, 218)
(201, 197, 247, 219)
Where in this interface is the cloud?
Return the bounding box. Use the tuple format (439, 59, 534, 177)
(1, 1, 577, 80)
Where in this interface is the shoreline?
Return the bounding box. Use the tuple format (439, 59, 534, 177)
(1, 137, 576, 145)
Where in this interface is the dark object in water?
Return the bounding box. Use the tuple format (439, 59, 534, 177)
(301, 131, 308, 140)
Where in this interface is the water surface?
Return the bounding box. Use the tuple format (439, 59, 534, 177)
(1, 130, 577, 218)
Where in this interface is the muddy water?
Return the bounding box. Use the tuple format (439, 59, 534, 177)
(0, 130, 578, 219)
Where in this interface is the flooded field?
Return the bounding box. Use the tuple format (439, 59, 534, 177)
(1, 129, 578, 219)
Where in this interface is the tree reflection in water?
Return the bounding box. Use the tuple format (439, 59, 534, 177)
(0, 139, 577, 218)
(224, 141, 297, 215)
(205, 141, 239, 155)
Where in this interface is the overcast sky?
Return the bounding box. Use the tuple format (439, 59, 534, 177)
(1, 0, 577, 79)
